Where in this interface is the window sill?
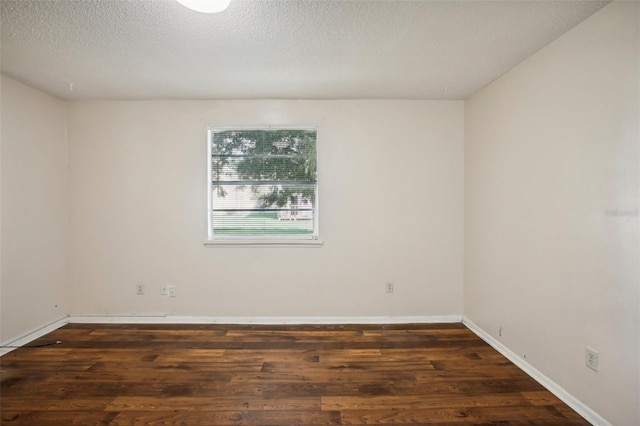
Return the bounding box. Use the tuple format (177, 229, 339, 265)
(204, 238, 324, 248)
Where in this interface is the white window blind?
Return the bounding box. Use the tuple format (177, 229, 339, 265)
(208, 128, 318, 240)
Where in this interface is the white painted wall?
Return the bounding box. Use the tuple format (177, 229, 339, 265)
(464, 2, 639, 425)
(0, 76, 69, 344)
(68, 100, 464, 319)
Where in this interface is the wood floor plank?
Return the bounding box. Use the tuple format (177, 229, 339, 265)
(0, 411, 118, 425)
(1, 396, 116, 411)
(105, 396, 321, 411)
(228, 370, 418, 384)
(0, 323, 590, 425)
(340, 405, 583, 425)
(109, 409, 343, 425)
(521, 390, 566, 406)
(321, 393, 533, 411)
(260, 360, 436, 373)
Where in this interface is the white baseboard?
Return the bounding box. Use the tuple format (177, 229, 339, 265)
(0, 316, 70, 356)
(462, 316, 610, 426)
(68, 314, 463, 325)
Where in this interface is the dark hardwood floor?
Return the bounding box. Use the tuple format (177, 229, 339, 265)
(1, 323, 589, 425)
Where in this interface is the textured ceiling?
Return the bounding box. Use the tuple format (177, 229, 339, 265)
(0, 0, 610, 100)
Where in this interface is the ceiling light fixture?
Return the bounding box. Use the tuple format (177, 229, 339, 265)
(175, 0, 230, 14)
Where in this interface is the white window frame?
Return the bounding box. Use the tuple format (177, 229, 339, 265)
(204, 127, 322, 247)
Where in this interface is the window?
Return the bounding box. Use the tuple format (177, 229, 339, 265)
(207, 128, 320, 244)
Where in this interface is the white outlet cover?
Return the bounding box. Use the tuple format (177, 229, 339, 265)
(585, 348, 599, 371)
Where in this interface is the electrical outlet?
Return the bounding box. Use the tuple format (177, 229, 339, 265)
(136, 283, 145, 295)
(586, 348, 599, 371)
(386, 282, 394, 293)
(161, 286, 168, 296)
(168, 285, 176, 298)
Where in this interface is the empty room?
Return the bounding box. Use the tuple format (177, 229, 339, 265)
(1, 0, 638, 424)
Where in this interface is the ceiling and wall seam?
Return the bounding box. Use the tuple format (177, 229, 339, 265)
(0, 0, 610, 101)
